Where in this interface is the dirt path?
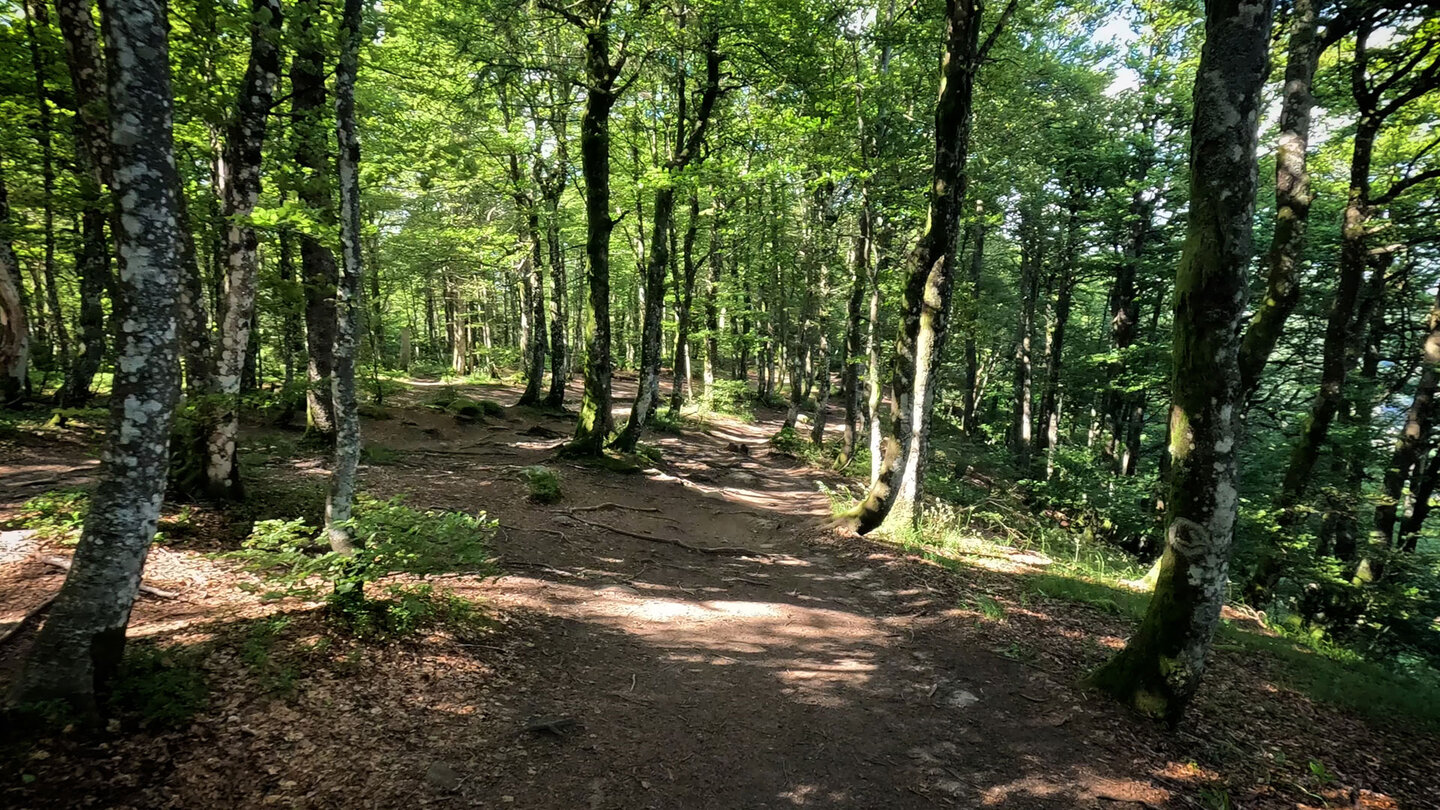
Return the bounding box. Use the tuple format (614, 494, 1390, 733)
(4, 378, 1430, 809)
(348, 381, 1170, 809)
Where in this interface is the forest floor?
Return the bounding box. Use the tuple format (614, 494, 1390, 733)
(1, 374, 1436, 809)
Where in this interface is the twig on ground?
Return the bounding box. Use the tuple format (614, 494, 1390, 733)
(42, 555, 179, 599)
(568, 514, 769, 557)
(500, 523, 570, 541)
(566, 502, 662, 514)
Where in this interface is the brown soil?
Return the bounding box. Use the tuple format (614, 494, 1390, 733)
(0, 376, 1433, 809)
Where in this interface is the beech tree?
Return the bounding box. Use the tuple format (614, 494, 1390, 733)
(12, 0, 185, 710)
(847, 0, 1018, 533)
(1088, 0, 1274, 721)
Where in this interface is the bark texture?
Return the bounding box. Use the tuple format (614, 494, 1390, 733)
(326, 0, 364, 555)
(1237, 0, 1322, 396)
(849, 0, 1017, 533)
(613, 28, 721, 453)
(1087, 0, 1272, 723)
(292, 0, 338, 442)
(13, 0, 185, 710)
(0, 159, 27, 403)
(55, 0, 113, 406)
(206, 0, 282, 498)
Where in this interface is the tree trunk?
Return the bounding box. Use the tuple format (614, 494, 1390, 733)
(669, 190, 701, 413)
(326, 0, 364, 555)
(567, 0, 622, 456)
(0, 159, 28, 404)
(703, 203, 721, 394)
(293, 0, 337, 443)
(962, 203, 986, 435)
(206, 0, 282, 499)
(1276, 21, 1384, 516)
(611, 27, 721, 452)
(614, 182, 672, 453)
(12, 0, 184, 711)
(24, 0, 70, 375)
(1086, 0, 1271, 723)
(1399, 445, 1440, 552)
(543, 199, 570, 407)
(1376, 287, 1440, 549)
(1010, 195, 1042, 471)
(839, 200, 872, 468)
(55, 0, 114, 406)
(1238, 0, 1322, 397)
(848, 0, 1015, 533)
(1039, 195, 1080, 478)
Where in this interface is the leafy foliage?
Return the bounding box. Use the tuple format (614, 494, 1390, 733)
(230, 495, 496, 603)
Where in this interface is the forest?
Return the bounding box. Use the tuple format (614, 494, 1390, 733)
(2, 0, 1440, 806)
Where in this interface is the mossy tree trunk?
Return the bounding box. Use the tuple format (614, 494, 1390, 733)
(613, 25, 720, 453)
(669, 190, 701, 414)
(560, 0, 626, 456)
(12, 0, 185, 712)
(848, 0, 1017, 534)
(1087, 0, 1272, 723)
(1236, 0, 1323, 397)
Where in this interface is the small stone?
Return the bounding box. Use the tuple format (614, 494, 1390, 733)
(947, 690, 980, 709)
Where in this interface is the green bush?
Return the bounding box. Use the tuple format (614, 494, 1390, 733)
(330, 584, 491, 641)
(521, 465, 562, 503)
(701, 379, 754, 420)
(229, 495, 497, 606)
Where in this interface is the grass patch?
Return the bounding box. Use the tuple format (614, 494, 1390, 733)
(521, 465, 563, 504)
(362, 443, 402, 466)
(17, 489, 89, 544)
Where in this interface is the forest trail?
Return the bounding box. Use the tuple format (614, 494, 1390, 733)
(343, 377, 1172, 809)
(2, 377, 1429, 809)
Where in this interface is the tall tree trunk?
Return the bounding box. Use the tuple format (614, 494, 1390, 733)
(1276, 20, 1386, 515)
(293, 0, 338, 443)
(543, 197, 570, 408)
(1086, 0, 1272, 722)
(566, 0, 622, 456)
(839, 200, 872, 468)
(205, 0, 282, 499)
(1375, 285, 1440, 547)
(55, 0, 113, 406)
(1039, 195, 1080, 478)
(326, 0, 364, 555)
(0, 158, 28, 404)
(1399, 444, 1440, 552)
(1010, 195, 1042, 471)
(848, 0, 1017, 533)
(962, 202, 986, 435)
(703, 202, 722, 394)
(669, 190, 701, 413)
(1238, 0, 1322, 397)
(24, 0, 69, 374)
(612, 27, 721, 452)
(614, 185, 673, 451)
(12, 0, 184, 710)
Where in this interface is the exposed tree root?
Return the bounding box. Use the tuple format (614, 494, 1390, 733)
(568, 514, 769, 557)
